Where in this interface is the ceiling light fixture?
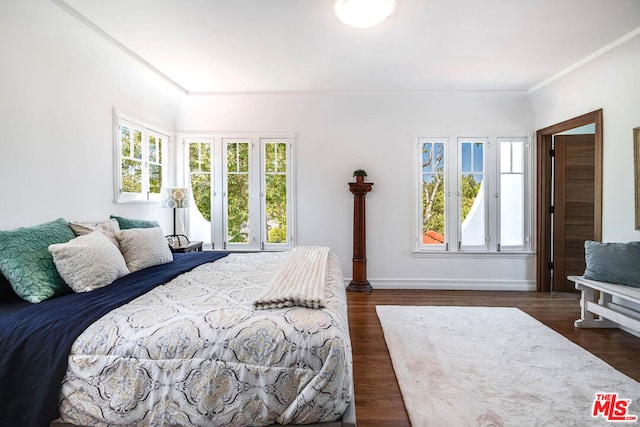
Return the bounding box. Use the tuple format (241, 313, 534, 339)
(334, 0, 396, 29)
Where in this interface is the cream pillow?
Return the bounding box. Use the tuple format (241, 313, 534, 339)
(117, 227, 173, 273)
(69, 219, 120, 248)
(49, 231, 130, 293)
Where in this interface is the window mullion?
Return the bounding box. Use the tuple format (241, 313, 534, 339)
(212, 138, 223, 248)
(486, 141, 496, 251)
(248, 139, 260, 249)
(260, 139, 267, 249)
(287, 143, 293, 247)
(141, 130, 150, 199)
(453, 141, 461, 251)
(221, 140, 230, 248)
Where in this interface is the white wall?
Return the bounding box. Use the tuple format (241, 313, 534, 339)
(178, 91, 536, 289)
(0, 1, 544, 289)
(529, 34, 640, 243)
(0, 0, 183, 231)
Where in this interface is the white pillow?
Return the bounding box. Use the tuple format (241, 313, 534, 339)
(49, 231, 130, 292)
(117, 227, 173, 273)
(69, 219, 120, 248)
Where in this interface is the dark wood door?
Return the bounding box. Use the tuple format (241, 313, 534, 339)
(553, 134, 595, 292)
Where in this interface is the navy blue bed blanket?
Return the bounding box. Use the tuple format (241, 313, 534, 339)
(0, 251, 229, 427)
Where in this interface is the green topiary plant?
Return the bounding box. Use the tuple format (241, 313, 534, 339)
(353, 169, 368, 177)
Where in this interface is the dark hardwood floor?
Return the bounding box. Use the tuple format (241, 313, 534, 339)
(346, 290, 640, 426)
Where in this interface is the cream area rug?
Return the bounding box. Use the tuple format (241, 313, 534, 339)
(376, 306, 640, 427)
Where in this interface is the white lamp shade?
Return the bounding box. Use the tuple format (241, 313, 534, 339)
(160, 187, 190, 209)
(334, 0, 396, 29)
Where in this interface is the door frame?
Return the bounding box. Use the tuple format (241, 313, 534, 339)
(535, 109, 603, 292)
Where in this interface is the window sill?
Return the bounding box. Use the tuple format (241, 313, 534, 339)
(412, 250, 535, 259)
(207, 247, 291, 253)
(114, 199, 159, 204)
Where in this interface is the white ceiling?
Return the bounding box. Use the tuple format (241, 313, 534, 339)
(59, 0, 640, 94)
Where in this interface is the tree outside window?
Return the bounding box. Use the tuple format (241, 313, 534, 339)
(115, 113, 168, 203)
(185, 135, 294, 250)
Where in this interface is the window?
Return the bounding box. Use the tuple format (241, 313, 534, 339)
(188, 140, 212, 221)
(224, 139, 251, 244)
(184, 134, 294, 250)
(459, 138, 487, 249)
(262, 140, 289, 245)
(417, 135, 529, 253)
(420, 140, 447, 247)
(115, 112, 169, 203)
(498, 139, 526, 249)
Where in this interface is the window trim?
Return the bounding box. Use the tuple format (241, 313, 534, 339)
(415, 132, 532, 255)
(113, 110, 170, 204)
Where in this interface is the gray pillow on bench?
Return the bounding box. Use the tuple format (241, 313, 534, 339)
(583, 240, 640, 288)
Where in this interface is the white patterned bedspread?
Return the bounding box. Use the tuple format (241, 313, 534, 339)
(59, 252, 353, 427)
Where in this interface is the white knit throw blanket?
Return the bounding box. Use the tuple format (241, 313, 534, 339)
(253, 246, 329, 310)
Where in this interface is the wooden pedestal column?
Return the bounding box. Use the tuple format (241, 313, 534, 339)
(348, 176, 373, 293)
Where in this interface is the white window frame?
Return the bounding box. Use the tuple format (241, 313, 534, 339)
(457, 137, 489, 251)
(182, 133, 295, 251)
(260, 138, 294, 251)
(114, 110, 170, 203)
(416, 137, 449, 252)
(496, 137, 529, 252)
(222, 138, 254, 250)
(415, 133, 531, 255)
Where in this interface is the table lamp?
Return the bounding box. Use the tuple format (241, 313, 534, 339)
(160, 187, 191, 246)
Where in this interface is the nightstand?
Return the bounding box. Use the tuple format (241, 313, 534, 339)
(171, 241, 203, 253)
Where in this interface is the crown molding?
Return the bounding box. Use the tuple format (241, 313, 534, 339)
(528, 26, 640, 94)
(52, 0, 189, 95)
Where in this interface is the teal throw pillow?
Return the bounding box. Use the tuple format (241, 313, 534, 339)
(583, 240, 640, 288)
(110, 215, 160, 230)
(0, 218, 76, 303)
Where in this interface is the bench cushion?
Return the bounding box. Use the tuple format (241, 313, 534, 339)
(583, 240, 640, 288)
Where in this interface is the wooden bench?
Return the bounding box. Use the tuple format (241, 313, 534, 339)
(568, 275, 640, 333)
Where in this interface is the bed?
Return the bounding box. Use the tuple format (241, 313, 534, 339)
(0, 249, 354, 427)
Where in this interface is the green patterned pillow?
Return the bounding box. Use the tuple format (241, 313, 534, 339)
(0, 218, 76, 303)
(110, 215, 160, 230)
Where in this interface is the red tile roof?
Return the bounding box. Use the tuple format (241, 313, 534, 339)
(423, 230, 445, 244)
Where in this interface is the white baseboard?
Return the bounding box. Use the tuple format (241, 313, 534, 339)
(344, 277, 536, 291)
(620, 325, 640, 338)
